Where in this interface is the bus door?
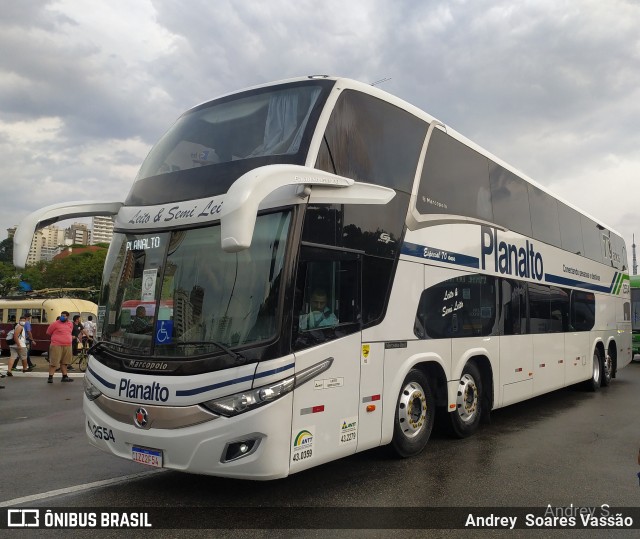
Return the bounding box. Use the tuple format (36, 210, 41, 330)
(290, 245, 362, 473)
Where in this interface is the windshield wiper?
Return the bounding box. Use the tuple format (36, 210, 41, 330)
(175, 340, 247, 365)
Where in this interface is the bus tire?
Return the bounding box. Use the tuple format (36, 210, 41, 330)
(586, 349, 603, 391)
(601, 351, 612, 387)
(450, 362, 482, 438)
(391, 369, 434, 458)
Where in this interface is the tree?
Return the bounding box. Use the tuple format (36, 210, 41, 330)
(0, 237, 13, 264)
(0, 261, 20, 296)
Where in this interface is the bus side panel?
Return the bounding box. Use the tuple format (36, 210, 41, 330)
(499, 334, 533, 407)
(564, 331, 588, 384)
(532, 333, 565, 396)
(289, 333, 361, 475)
(356, 340, 384, 452)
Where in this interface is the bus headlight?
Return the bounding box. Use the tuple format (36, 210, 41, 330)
(201, 357, 333, 417)
(83, 376, 102, 401)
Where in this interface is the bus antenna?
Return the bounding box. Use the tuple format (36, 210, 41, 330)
(370, 77, 391, 87)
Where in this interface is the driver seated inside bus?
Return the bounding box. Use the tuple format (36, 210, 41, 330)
(299, 289, 338, 330)
(129, 306, 153, 334)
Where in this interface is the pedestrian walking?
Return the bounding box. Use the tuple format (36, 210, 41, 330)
(45, 310, 74, 383)
(7, 316, 29, 376)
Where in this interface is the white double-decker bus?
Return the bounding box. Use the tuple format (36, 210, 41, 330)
(14, 76, 631, 478)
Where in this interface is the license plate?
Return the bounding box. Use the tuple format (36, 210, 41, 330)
(132, 446, 163, 468)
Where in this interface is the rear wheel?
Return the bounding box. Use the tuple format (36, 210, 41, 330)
(601, 351, 612, 387)
(586, 349, 603, 391)
(450, 362, 483, 438)
(391, 369, 435, 458)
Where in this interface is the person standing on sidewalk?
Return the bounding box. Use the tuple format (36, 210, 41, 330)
(45, 310, 74, 383)
(10, 313, 36, 372)
(7, 316, 29, 376)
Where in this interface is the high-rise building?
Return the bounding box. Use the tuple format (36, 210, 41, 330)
(92, 216, 114, 245)
(66, 222, 91, 245)
(25, 225, 66, 265)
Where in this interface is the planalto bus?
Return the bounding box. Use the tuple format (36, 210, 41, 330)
(13, 76, 631, 479)
(0, 296, 98, 354)
(631, 275, 640, 359)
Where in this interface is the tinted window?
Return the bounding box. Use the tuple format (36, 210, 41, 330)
(571, 291, 595, 331)
(316, 90, 427, 193)
(127, 80, 334, 206)
(301, 193, 410, 259)
(558, 203, 584, 255)
(528, 283, 550, 334)
(489, 163, 532, 236)
(529, 283, 569, 334)
(528, 185, 561, 247)
(415, 274, 498, 339)
(362, 257, 395, 327)
(416, 129, 492, 220)
(549, 286, 570, 332)
(581, 216, 604, 263)
(502, 279, 527, 335)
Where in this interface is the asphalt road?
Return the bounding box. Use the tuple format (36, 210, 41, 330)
(1, 358, 639, 538)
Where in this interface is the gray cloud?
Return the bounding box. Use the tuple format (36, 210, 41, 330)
(0, 0, 639, 267)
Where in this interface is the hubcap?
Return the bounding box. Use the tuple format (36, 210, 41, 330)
(397, 381, 427, 438)
(456, 373, 478, 423)
(592, 353, 601, 384)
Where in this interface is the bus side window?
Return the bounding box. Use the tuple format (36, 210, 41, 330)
(502, 280, 526, 335)
(292, 246, 361, 351)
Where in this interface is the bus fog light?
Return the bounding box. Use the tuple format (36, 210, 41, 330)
(222, 438, 260, 462)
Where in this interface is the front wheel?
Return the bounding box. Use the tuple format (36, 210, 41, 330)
(79, 353, 88, 372)
(450, 362, 483, 438)
(391, 369, 435, 458)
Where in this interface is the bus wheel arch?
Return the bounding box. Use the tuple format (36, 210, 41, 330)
(390, 367, 436, 458)
(450, 357, 492, 438)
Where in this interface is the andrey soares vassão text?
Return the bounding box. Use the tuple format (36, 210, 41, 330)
(465, 505, 634, 530)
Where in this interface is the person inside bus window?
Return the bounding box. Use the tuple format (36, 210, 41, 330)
(130, 306, 153, 334)
(299, 289, 338, 330)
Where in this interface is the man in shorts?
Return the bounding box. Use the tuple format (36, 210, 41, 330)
(45, 310, 74, 383)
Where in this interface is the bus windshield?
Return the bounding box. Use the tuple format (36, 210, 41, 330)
(136, 83, 325, 181)
(99, 211, 291, 357)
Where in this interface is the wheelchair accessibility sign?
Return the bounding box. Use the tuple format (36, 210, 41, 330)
(155, 320, 173, 344)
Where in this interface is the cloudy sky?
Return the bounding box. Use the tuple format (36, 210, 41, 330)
(1, 0, 639, 270)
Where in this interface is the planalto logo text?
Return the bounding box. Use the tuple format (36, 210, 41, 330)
(119, 378, 169, 402)
(481, 226, 544, 281)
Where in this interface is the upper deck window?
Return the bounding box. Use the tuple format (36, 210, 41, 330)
(126, 80, 333, 206)
(417, 128, 493, 220)
(316, 90, 427, 194)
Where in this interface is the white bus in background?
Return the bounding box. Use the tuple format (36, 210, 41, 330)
(13, 76, 631, 478)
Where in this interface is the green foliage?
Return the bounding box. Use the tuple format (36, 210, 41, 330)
(0, 262, 20, 295)
(0, 238, 13, 264)
(1, 247, 107, 297)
